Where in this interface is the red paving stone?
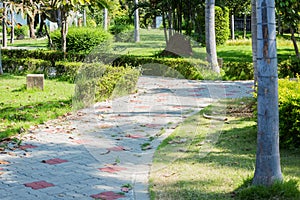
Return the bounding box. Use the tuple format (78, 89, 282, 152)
(107, 146, 126, 151)
(125, 134, 144, 139)
(99, 165, 127, 173)
(19, 144, 38, 150)
(145, 124, 162, 128)
(90, 191, 125, 200)
(42, 158, 68, 165)
(24, 181, 55, 190)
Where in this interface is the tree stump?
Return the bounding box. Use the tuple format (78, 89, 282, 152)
(26, 74, 44, 90)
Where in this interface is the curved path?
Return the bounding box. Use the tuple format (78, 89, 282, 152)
(0, 76, 254, 200)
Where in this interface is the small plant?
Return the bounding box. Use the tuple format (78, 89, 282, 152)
(141, 142, 151, 151)
(234, 178, 300, 200)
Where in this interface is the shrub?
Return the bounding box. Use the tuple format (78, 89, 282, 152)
(73, 63, 140, 109)
(278, 56, 300, 78)
(215, 6, 230, 45)
(222, 61, 254, 80)
(51, 27, 113, 53)
(278, 78, 300, 149)
(113, 55, 204, 80)
(235, 178, 300, 200)
(110, 24, 134, 42)
(2, 57, 52, 76)
(14, 25, 29, 38)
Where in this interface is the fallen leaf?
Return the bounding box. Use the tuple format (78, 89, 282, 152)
(90, 191, 124, 200)
(0, 160, 10, 165)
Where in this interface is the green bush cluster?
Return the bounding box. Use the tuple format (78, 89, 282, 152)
(113, 55, 204, 80)
(50, 27, 112, 53)
(222, 61, 254, 80)
(110, 24, 134, 42)
(73, 63, 140, 109)
(194, 6, 230, 45)
(2, 56, 52, 76)
(215, 6, 230, 46)
(278, 56, 300, 78)
(12, 25, 29, 38)
(278, 78, 300, 149)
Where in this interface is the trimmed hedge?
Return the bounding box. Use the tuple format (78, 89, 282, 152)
(2, 56, 52, 76)
(278, 56, 300, 78)
(278, 78, 300, 149)
(51, 27, 113, 53)
(222, 61, 254, 80)
(215, 6, 230, 46)
(73, 63, 140, 109)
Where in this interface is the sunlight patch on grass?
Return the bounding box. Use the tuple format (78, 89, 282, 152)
(149, 98, 300, 200)
(0, 75, 74, 139)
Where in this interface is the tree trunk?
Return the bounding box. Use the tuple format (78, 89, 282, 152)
(0, 48, 3, 75)
(231, 13, 235, 40)
(205, 0, 219, 73)
(10, 8, 14, 44)
(251, 0, 258, 89)
(61, 10, 68, 55)
(2, 2, 7, 48)
(28, 15, 36, 39)
(83, 8, 87, 27)
(134, 0, 140, 42)
(291, 27, 300, 58)
(243, 13, 247, 39)
(168, 9, 173, 39)
(162, 11, 169, 45)
(103, 8, 108, 31)
(253, 0, 283, 186)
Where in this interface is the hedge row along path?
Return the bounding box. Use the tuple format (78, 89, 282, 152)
(0, 76, 254, 200)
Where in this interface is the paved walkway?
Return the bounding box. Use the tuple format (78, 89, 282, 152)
(0, 76, 253, 200)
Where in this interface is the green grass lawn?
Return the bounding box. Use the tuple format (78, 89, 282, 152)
(5, 29, 299, 62)
(149, 98, 300, 200)
(0, 74, 74, 139)
(7, 38, 48, 49)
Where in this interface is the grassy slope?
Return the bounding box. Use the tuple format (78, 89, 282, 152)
(149, 98, 300, 200)
(0, 75, 74, 139)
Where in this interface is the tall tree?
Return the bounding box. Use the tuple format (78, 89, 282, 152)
(2, 2, 7, 48)
(134, 0, 140, 42)
(205, 0, 219, 73)
(275, 0, 300, 58)
(251, 0, 258, 89)
(252, 0, 283, 186)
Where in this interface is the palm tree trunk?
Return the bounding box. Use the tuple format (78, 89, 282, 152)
(205, 0, 219, 73)
(253, 0, 283, 186)
(243, 13, 247, 39)
(134, 0, 140, 42)
(103, 8, 108, 31)
(291, 27, 300, 58)
(231, 13, 235, 40)
(2, 2, 7, 48)
(251, 0, 258, 89)
(10, 8, 14, 44)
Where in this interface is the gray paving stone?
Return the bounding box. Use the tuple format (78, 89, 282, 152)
(0, 76, 253, 199)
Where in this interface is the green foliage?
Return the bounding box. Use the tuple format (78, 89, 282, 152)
(222, 62, 254, 80)
(278, 78, 300, 149)
(235, 178, 300, 200)
(13, 25, 29, 38)
(110, 24, 134, 42)
(113, 55, 204, 80)
(50, 27, 113, 53)
(73, 63, 140, 109)
(215, 6, 230, 45)
(278, 57, 300, 78)
(2, 57, 52, 76)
